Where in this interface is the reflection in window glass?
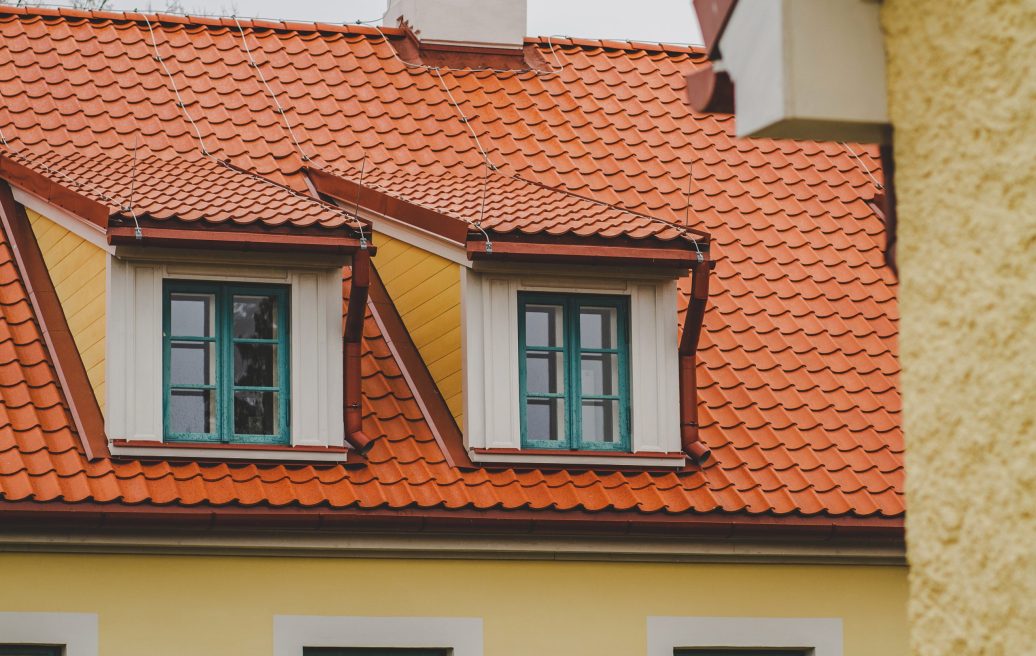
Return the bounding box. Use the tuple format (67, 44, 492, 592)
(233, 294, 278, 339)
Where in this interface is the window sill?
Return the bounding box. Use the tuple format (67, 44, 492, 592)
(108, 439, 351, 463)
(468, 447, 687, 470)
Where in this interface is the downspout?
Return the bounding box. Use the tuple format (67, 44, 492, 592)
(343, 247, 379, 455)
(679, 257, 715, 465)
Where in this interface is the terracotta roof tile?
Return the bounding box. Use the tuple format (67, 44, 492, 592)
(0, 9, 902, 521)
(3, 147, 356, 232)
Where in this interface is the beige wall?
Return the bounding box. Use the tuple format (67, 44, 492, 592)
(882, 2, 1036, 654)
(0, 552, 906, 655)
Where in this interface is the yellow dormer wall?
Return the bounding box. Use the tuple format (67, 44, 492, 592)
(374, 234, 463, 426)
(26, 208, 107, 411)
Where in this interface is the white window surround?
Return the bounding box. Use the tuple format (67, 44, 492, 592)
(647, 616, 842, 656)
(0, 612, 98, 656)
(106, 248, 346, 461)
(273, 615, 483, 656)
(462, 265, 684, 467)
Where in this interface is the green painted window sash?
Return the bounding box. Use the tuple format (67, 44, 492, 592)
(163, 280, 291, 445)
(0, 647, 63, 656)
(671, 646, 808, 650)
(518, 292, 631, 451)
(303, 649, 445, 656)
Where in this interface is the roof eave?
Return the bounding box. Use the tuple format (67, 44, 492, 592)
(0, 498, 906, 546)
(466, 235, 708, 268)
(108, 225, 369, 254)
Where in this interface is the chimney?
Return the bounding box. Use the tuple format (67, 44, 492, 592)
(384, 0, 528, 53)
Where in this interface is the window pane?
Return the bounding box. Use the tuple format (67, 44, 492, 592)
(526, 351, 564, 394)
(526, 398, 564, 442)
(580, 353, 618, 396)
(169, 293, 214, 337)
(234, 391, 278, 435)
(234, 343, 277, 387)
(233, 294, 278, 339)
(580, 306, 618, 349)
(169, 341, 214, 386)
(525, 304, 563, 347)
(0, 648, 65, 656)
(581, 399, 619, 443)
(169, 389, 215, 434)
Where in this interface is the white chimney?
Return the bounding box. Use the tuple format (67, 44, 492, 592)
(383, 0, 528, 52)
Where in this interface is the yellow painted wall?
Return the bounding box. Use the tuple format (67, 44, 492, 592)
(0, 552, 906, 655)
(882, 2, 1036, 655)
(26, 209, 107, 410)
(375, 234, 463, 425)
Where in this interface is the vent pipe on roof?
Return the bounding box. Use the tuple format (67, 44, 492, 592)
(383, 0, 528, 52)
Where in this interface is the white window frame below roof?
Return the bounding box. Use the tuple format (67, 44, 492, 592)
(647, 616, 843, 656)
(0, 612, 98, 656)
(105, 249, 346, 459)
(462, 264, 684, 467)
(273, 615, 483, 656)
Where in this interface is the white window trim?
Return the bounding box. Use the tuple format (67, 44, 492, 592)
(647, 616, 843, 656)
(0, 612, 98, 656)
(106, 250, 345, 455)
(273, 615, 483, 656)
(462, 266, 683, 465)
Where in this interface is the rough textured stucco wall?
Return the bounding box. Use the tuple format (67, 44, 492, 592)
(882, 2, 1036, 654)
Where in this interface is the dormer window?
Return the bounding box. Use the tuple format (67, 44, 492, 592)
(518, 292, 630, 450)
(308, 163, 713, 468)
(163, 281, 291, 444)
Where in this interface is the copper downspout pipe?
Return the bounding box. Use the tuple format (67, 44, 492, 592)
(343, 247, 379, 455)
(679, 257, 714, 465)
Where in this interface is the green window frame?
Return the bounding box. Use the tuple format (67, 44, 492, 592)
(163, 280, 290, 445)
(0, 648, 63, 656)
(671, 646, 808, 650)
(518, 292, 631, 451)
(304, 650, 445, 656)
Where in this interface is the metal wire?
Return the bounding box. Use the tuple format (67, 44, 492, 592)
(141, 14, 370, 236)
(232, 15, 313, 163)
(352, 157, 367, 249)
(127, 134, 142, 239)
(842, 142, 884, 190)
(144, 15, 210, 156)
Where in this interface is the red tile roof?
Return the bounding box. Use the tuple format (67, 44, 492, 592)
(0, 8, 902, 524)
(322, 163, 700, 243)
(2, 147, 360, 232)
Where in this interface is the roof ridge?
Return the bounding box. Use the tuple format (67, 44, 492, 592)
(0, 4, 405, 37)
(525, 35, 706, 56)
(0, 5, 704, 55)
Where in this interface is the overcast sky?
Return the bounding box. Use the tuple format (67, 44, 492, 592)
(104, 0, 702, 45)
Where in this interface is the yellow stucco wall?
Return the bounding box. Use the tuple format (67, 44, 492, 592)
(0, 552, 906, 655)
(882, 2, 1036, 655)
(26, 209, 107, 410)
(375, 234, 463, 425)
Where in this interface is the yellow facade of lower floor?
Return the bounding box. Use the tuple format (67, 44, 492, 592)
(0, 552, 906, 655)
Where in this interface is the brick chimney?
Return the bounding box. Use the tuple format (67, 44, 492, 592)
(384, 0, 539, 69)
(384, 0, 527, 52)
